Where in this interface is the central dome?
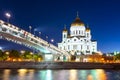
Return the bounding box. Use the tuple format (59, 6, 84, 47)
(71, 17, 85, 27)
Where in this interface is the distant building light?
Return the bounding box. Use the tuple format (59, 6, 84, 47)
(0, 46, 2, 50)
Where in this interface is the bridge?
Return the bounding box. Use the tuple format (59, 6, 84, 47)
(0, 20, 69, 61)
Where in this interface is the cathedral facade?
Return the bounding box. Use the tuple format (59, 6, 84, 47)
(58, 15, 97, 55)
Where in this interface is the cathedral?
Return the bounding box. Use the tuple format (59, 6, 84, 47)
(58, 14, 97, 55)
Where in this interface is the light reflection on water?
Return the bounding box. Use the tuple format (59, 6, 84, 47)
(3, 69, 10, 80)
(0, 69, 120, 80)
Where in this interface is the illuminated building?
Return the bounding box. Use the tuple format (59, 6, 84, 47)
(58, 14, 97, 55)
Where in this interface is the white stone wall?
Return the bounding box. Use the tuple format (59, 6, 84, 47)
(58, 21, 97, 55)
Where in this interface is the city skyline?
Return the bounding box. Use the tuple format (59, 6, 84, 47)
(0, 0, 120, 53)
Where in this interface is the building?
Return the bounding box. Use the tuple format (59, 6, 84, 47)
(58, 14, 97, 55)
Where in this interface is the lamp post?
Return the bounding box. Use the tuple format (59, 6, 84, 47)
(51, 39, 54, 43)
(39, 32, 41, 37)
(46, 36, 48, 42)
(29, 26, 32, 33)
(34, 29, 37, 35)
(0, 46, 2, 50)
(5, 12, 11, 23)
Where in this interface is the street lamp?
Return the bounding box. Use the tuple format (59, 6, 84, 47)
(46, 36, 48, 42)
(29, 26, 32, 33)
(5, 12, 11, 23)
(39, 32, 41, 37)
(0, 46, 2, 50)
(51, 39, 54, 43)
(34, 29, 37, 35)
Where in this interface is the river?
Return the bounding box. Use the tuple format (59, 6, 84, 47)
(0, 69, 120, 80)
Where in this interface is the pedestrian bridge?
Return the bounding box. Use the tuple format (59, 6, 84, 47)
(0, 20, 69, 60)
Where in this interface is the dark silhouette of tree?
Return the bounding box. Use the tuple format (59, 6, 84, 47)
(0, 50, 7, 61)
(9, 50, 20, 61)
(115, 53, 120, 60)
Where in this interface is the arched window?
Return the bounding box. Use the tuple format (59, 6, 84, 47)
(73, 31, 75, 34)
(68, 45, 70, 50)
(76, 30, 77, 34)
(87, 46, 89, 49)
(74, 39, 76, 41)
(68, 40, 70, 42)
(81, 45, 83, 50)
(87, 33, 89, 37)
(64, 34, 66, 38)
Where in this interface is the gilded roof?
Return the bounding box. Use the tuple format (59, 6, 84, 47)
(71, 17, 85, 26)
(86, 28, 90, 32)
(63, 29, 68, 32)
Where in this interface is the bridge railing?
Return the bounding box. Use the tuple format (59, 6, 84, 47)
(0, 20, 69, 55)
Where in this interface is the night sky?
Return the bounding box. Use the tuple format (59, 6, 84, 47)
(0, 0, 120, 53)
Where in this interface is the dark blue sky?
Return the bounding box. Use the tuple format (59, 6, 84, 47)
(0, 0, 120, 53)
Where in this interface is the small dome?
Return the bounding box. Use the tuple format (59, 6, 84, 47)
(86, 28, 90, 32)
(63, 25, 68, 32)
(71, 17, 85, 27)
(63, 29, 68, 32)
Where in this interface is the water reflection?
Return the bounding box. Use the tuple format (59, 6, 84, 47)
(0, 69, 119, 80)
(53, 70, 69, 80)
(96, 69, 107, 80)
(3, 69, 11, 80)
(78, 70, 88, 80)
(69, 69, 78, 80)
(17, 69, 27, 80)
(40, 70, 52, 80)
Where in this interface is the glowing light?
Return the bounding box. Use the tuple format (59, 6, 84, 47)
(51, 39, 54, 43)
(34, 28, 37, 35)
(5, 52, 9, 55)
(69, 69, 77, 80)
(96, 69, 107, 80)
(5, 13, 11, 18)
(0, 46, 2, 50)
(3, 69, 11, 80)
(18, 69, 28, 80)
(5, 12, 11, 22)
(87, 75, 93, 80)
(46, 70, 52, 80)
(29, 26, 32, 33)
(39, 70, 52, 80)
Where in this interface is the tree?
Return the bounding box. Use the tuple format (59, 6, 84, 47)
(0, 50, 7, 61)
(114, 53, 120, 60)
(21, 51, 31, 59)
(9, 50, 20, 61)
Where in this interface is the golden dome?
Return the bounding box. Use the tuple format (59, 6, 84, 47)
(71, 17, 85, 26)
(86, 28, 90, 32)
(63, 29, 68, 32)
(63, 25, 68, 32)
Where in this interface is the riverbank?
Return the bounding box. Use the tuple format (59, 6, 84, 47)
(0, 61, 120, 69)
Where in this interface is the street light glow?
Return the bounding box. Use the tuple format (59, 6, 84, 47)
(5, 12, 11, 23)
(29, 26, 32, 33)
(5, 13, 11, 18)
(39, 32, 41, 37)
(34, 28, 37, 35)
(51, 39, 54, 43)
(0, 46, 2, 50)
